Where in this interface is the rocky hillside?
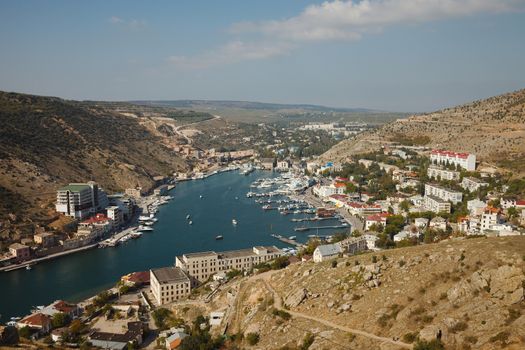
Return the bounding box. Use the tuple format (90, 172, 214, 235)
(0, 91, 188, 239)
(178, 236, 525, 349)
(322, 89, 525, 172)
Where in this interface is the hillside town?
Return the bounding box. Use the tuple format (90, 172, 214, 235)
(2, 142, 525, 349)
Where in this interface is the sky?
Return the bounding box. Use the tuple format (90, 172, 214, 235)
(0, 0, 524, 112)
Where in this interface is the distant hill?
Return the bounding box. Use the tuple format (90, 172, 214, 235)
(131, 99, 375, 113)
(322, 89, 525, 172)
(130, 99, 407, 124)
(0, 91, 187, 243)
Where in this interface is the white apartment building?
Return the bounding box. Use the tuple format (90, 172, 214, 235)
(481, 209, 501, 231)
(150, 267, 191, 305)
(425, 184, 463, 204)
(430, 150, 476, 171)
(175, 246, 283, 285)
(423, 195, 452, 213)
(427, 165, 460, 181)
(313, 184, 346, 198)
(106, 206, 123, 228)
(276, 160, 291, 171)
(467, 199, 487, 216)
(55, 182, 109, 220)
(461, 177, 489, 192)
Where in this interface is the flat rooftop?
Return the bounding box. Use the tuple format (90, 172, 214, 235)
(151, 267, 189, 284)
(58, 184, 91, 192)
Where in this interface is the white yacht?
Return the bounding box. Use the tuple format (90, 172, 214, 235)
(232, 219, 238, 225)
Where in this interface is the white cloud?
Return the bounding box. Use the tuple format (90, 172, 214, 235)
(108, 16, 147, 30)
(169, 0, 523, 69)
(168, 40, 294, 69)
(109, 16, 124, 24)
(232, 0, 522, 42)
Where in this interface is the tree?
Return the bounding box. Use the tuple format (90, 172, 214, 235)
(399, 200, 411, 213)
(52, 312, 70, 328)
(152, 308, 172, 329)
(18, 326, 31, 339)
(507, 206, 519, 219)
(345, 182, 357, 193)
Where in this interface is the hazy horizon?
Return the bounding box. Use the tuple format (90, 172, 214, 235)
(1, 0, 524, 112)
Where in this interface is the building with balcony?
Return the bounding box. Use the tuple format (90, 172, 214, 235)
(55, 182, 108, 220)
(175, 246, 282, 285)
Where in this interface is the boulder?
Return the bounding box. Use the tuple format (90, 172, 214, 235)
(489, 265, 524, 304)
(285, 288, 308, 308)
(419, 325, 443, 342)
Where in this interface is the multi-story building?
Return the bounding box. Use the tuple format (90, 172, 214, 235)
(430, 150, 476, 171)
(55, 182, 109, 220)
(427, 165, 460, 181)
(313, 183, 346, 198)
(175, 246, 283, 285)
(9, 243, 31, 260)
(461, 177, 489, 192)
(425, 184, 463, 204)
(106, 206, 123, 228)
(481, 208, 501, 231)
(33, 232, 55, 248)
(150, 267, 191, 305)
(125, 187, 143, 199)
(423, 195, 452, 213)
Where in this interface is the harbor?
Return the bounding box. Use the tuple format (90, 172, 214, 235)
(0, 170, 348, 322)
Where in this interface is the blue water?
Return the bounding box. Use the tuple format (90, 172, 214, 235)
(0, 170, 347, 321)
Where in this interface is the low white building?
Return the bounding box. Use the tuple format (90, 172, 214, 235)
(429, 216, 447, 231)
(313, 243, 342, 262)
(461, 177, 489, 192)
(467, 199, 487, 216)
(414, 217, 429, 229)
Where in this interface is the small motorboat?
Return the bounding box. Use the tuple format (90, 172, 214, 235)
(199, 195, 203, 199)
(25, 265, 32, 271)
(215, 235, 223, 240)
(186, 214, 191, 220)
(189, 221, 193, 225)
(232, 219, 238, 226)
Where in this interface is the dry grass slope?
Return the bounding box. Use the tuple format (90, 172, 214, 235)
(322, 89, 525, 173)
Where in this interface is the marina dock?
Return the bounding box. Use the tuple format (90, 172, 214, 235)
(270, 234, 304, 248)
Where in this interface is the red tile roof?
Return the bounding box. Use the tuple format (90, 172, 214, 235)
(52, 300, 78, 314)
(125, 271, 150, 284)
(431, 149, 471, 159)
(81, 213, 110, 225)
(20, 313, 51, 328)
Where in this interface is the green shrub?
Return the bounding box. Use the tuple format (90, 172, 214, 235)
(413, 339, 444, 350)
(403, 332, 417, 343)
(245, 332, 260, 345)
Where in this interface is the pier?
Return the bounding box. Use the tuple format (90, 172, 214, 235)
(270, 234, 304, 248)
(293, 225, 350, 232)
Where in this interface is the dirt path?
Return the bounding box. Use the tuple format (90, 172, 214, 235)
(258, 273, 412, 349)
(174, 115, 221, 145)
